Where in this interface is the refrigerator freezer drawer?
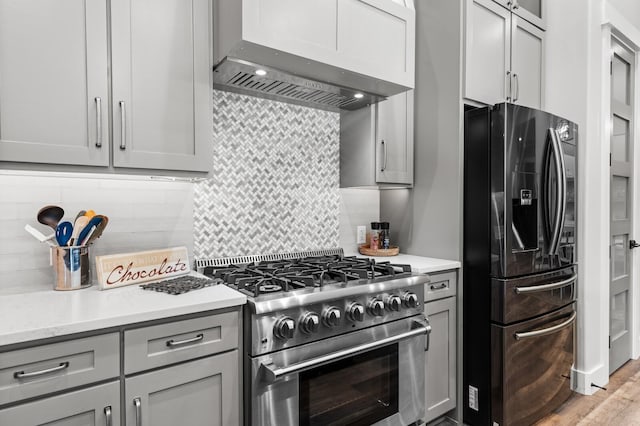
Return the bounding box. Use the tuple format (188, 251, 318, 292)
(490, 303, 575, 426)
(491, 266, 577, 324)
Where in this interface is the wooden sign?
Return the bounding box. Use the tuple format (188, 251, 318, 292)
(95, 247, 191, 290)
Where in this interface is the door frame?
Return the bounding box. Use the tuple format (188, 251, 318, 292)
(608, 34, 636, 373)
(602, 20, 640, 366)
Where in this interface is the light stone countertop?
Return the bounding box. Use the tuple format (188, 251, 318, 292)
(345, 251, 461, 274)
(0, 282, 246, 347)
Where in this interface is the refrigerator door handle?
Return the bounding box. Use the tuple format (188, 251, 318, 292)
(548, 128, 567, 255)
(514, 311, 576, 341)
(514, 274, 577, 294)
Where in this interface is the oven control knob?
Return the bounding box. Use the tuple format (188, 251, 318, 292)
(386, 295, 402, 312)
(346, 303, 365, 322)
(403, 292, 419, 308)
(273, 317, 296, 340)
(368, 298, 385, 317)
(322, 307, 342, 327)
(300, 312, 320, 334)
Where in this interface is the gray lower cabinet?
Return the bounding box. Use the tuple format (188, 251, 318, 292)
(0, 381, 120, 426)
(424, 293, 457, 423)
(125, 350, 239, 426)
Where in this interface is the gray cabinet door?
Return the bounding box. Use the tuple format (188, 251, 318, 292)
(125, 350, 239, 426)
(511, 16, 544, 109)
(0, 0, 109, 166)
(424, 296, 457, 423)
(111, 0, 212, 172)
(464, 0, 511, 105)
(0, 381, 120, 426)
(376, 91, 414, 185)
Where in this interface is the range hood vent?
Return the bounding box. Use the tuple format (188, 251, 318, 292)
(213, 57, 386, 112)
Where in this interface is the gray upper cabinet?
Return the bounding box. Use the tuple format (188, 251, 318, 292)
(0, 0, 212, 173)
(111, 0, 212, 172)
(494, 0, 545, 29)
(340, 91, 414, 187)
(464, 0, 544, 109)
(125, 350, 239, 426)
(0, 0, 110, 166)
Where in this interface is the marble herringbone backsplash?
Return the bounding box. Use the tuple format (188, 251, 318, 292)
(194, 91, 341, 259)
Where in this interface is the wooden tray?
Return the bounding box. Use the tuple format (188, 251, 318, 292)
(358, 245, 400, 257)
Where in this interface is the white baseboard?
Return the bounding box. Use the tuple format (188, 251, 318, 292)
(572, 363, 608, 395)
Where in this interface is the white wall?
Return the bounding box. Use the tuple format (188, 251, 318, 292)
(339, 188, 380, 253)
(545, 0, 640, 394)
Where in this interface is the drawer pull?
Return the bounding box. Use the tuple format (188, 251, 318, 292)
(133, 397, 142, 426)
(430, 282, 448, 290)
(514, 274, 577, 294)
(13, 361, 69, 379)
(104, 406, 112, 426)
(166, 333, 204, 348)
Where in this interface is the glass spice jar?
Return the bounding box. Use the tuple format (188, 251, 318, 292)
(370, 222, 381, 250)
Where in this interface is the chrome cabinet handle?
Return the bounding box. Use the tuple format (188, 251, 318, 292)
(381, 140, 388, 172)
(260, 320, 430, 383)
(166, 333, 204, 348)
(430, 282, 448, 291)
(133, 397, 142, 426)
(513, 73, 519, 102)
(13, 361, 69, 379)
(104, 406, 112, 426)
(514, 274, 577, 294)
(95, 97, 102, 148)
(506, 71, 512, 101)
(514, 312, 576, 340)
(119, 101, 126, 150)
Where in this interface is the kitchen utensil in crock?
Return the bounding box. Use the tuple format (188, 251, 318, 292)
(55, 221, 73, 246)
(24, 224, 56, 247)
(37, 205, 64, 231)
(69, 216, 90, 246)
(74, 210, 86, 221)
(77, 215, 104, 246)
(84, 209, 96, 219)
(84, 215, 109, 245)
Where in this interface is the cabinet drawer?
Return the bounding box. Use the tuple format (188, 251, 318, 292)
(0, 333, 119, 406)
(424, 270, 457, 302)
(124, 312, 239, 374)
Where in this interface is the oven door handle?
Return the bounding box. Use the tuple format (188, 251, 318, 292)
(260, 321, 431, 384)
(514, 274, 577, 294)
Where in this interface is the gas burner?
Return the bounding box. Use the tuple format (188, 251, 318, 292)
(258, 283, 282, 294)
(201, 252, 413, 298)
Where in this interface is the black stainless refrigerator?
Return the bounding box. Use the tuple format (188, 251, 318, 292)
(463, 103, 577, 426)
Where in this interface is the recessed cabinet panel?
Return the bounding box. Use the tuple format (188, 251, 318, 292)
(337, 0, 411, 82)
(111, 0, 212, 171)
(511, 17, 543, 109)
(0, 0, 109, 166)
(464, 0, 510, 105)
(252, 0, 337, 52)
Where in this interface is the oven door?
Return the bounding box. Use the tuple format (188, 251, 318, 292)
(249, 316, 429, 426)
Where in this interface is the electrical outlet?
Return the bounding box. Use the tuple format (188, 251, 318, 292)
(356, 226, 367, 244)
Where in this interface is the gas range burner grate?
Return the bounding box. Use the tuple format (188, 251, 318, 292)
(139, 275, 219, 295)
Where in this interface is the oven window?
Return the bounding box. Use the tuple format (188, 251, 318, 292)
(299, 343, 399, 426)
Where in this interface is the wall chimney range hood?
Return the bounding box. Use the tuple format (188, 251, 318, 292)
(213, 57, 386, 112)
(212, 0, 415, 112)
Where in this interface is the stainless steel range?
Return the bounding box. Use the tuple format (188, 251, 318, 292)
(196, 248, 430, 426)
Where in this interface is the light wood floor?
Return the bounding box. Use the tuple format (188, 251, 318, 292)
(536, 358, 640, 425)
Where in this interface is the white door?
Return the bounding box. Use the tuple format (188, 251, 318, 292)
(0, 0, 109, 166)
(609, 38, 636, 374)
